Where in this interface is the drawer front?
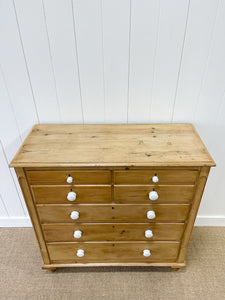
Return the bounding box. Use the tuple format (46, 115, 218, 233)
(47, 241, 180, 263)
(114, 185, 194, 203)
(114, 170, 198, 185)
(27, 170, 111, 185)
(37, 204, 190, 223)
(32, 186, 111, 204)
(42, 223, 185, 242)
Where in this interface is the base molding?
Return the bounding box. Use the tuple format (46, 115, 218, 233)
(0, 216, 225, 227)
(42, 262, 186, 270)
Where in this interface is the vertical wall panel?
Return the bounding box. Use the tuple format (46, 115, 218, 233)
(0, 69, 29, 216)
(0, 69, 22, 162)
(0, 0, 38, 140)
(43, 0, 83, 123)
(192, 1, 225, 217)
(14, 0, 61, 123)
(150, 0, 189, 122)
(128, 0, 159, 123)
(73, 0, 104, 123)
(206, 95, 225, 217)
(0, 0, 224, 225)
(193, 1, 225, 140)
(0, 194, 8, 217)
(102, 0, 130, 123)
(172, 0, 219, 122)
(0, 143, 25, 217)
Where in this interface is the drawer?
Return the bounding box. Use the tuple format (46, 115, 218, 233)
(114, 185, 195, 203)
(26, 170, 111, 185)
(42, 223, 185, 242)
(114, 169, 198, 185)
(37, 204, 190, 223)
(47, 241, 180, 263)
(32, 186, 111, 204)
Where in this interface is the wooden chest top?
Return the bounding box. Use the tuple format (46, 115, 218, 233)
(10, 123, 215, 168)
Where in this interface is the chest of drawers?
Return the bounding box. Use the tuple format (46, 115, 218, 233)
(10, 124, 215, 272)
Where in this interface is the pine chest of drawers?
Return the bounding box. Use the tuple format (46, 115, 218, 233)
(10, 124, 215, 272)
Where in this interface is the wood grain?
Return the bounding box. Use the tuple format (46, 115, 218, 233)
(114, 169, 198, 184)
(42, 223, 185, 242)
(177, 167, 210, 262)
(47, 241, 180, 262)
(114, 185, 195, 203)
(32, 185, 111, 204)
(10, 124, 215, 167)
(26, 170, 111, 185)
(10, 124, 214, 270)
(42, 262, 186, 269)
(37, 203, 190, 223)
(15, 168, 50, 264)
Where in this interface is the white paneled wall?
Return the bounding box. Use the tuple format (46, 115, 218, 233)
(0, 0, 225, 226)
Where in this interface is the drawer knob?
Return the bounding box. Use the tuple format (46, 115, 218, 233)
(74, 230, 82, 239)
(143, 249, 151, 257)
(145, 230, 153, 238)
(152, 175, 159, 183)
(67, 176, 73, 184)
(67, 191, 76, 201)
(77, 249, 84, 257)
(70, 211, 79, 220)
(149, 191, 158, 201)
(147, 210, 156, 219)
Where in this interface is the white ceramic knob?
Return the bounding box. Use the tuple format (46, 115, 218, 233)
(67, 191, 76, 201)
(74, 230, 82, 239)
(70, 211, 79, 220)
(67, 176, 73, 184)
(143, 249, 151, 257)
(147, 210, 156, 220)
(152, 175, 159, 183)
(77, 249, 84, 257)
(145, 230, 153, 238)
(149, 191, 158, 201)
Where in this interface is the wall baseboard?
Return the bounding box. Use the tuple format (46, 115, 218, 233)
(0, 217, 32, 227)
(194, 216, 225, 226)
(0, 216, 225, 227)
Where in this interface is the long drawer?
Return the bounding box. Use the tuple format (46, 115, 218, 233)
(47, 241, 180, 263)
(27, 170, 111, 185)
(114, 170, 198, 185)
(114, 185, 195, 203)
(32, 186, 111, 204)
(37, 204, 190, 223)
(42, 223, 185, 242)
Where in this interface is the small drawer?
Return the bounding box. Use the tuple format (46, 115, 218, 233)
(32, 186, 111, 204)
(114, 185, 195, 203)
(37, 203, 190, 223)
(47, 241, 180, 263)
(26, 170, 111, 185)
(114, 169, 198, 185)
(42, 223, 185, 242)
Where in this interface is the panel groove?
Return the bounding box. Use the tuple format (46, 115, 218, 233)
(0, 193, 9, 217)
(0, 65, 23, 144)
(42, 0, 62, 122)
(71, 0, 84, 123)
(0, 140, 26, 216)
(192, 0, 220, 123)
(171, 0, 191, 122)
(149, 0, 161, 121)
(12, 0, 40, 125)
